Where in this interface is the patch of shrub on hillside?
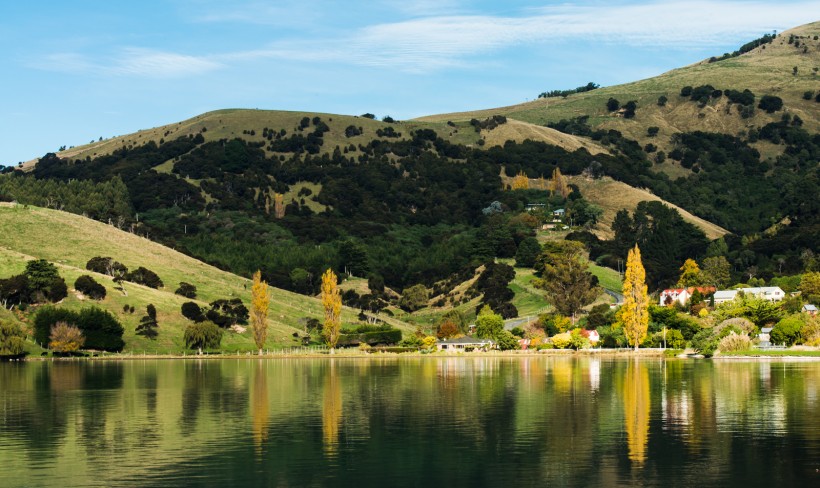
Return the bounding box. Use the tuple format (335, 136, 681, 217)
(74, 275, 106, 300)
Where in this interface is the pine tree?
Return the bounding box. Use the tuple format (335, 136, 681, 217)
(251, 270, 270, 354)
(622, 245, 649, 350)
(136, 304, 159, 339)
(321, 268, 342, 351)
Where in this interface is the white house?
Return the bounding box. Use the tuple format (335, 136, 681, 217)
(437, 336, 495, 352)
(659, 288, 690, 306)
(713, 286, 785, 305)
(803, 304, 818, 317)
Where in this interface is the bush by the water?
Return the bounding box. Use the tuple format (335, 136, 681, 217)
(184, 321, 223, 352)
(34, 306, 124, 351)
(718, 332, 752, 353)
(0, 320, 26, 357)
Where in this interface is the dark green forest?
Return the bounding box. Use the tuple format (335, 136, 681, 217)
(1, 111, 817, 294)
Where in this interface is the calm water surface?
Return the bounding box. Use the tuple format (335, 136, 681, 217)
(1, 357, 819, 487)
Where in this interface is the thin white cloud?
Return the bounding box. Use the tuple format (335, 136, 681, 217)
(232, 1, 814, 71)
(32, 1, 816, 77)
(111, 49, 221, 77)
(33, 48, 221, 78)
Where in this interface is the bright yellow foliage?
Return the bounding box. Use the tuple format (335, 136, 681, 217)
(511, 171, 530, 190)
(251, 270, 270, 353)
(622, 360, 650, 466)
(273, 193, 285, 219)
(622, 244, 649, 349)
(677, 258, 702, 287)
(321, 268, 342, 349)
(422, 336, 438, 350)
(49, 322, 84, 353)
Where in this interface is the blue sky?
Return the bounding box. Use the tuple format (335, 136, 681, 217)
(0, 1, 815, 164)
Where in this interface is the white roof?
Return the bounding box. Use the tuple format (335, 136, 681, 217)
(804, 304, 818, 312)
(715, 286, 784, 298)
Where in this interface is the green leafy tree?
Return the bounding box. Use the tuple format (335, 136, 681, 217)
(0, 320, 26, 357)
(496, 330, 519, 350)
(514, 237, 541, 268)
(184, 321, 223, 354)
(771, 315, 804, 346)
(399, 284, 429, 312)
(475, 305, 504, 340)
(535, 241, 599, 317)
(174, 282, 197, 299)
(800, 272, 820, 303)
(181, 302, 205, 322)
(702, 256, 731, 288)
(74, 275, 106, 300)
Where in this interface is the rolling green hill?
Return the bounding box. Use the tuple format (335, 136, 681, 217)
(416, 22, 820, 176)
(0, 204, 414, 353)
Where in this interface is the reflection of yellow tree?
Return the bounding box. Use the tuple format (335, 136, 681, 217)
(251, 363, 269, 455)
(322, 361, 342, 455)
(622, 360, 650, 466)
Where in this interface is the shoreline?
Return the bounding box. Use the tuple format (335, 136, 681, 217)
(11, 349, 820, 361)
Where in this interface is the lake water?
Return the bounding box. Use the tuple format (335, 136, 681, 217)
(1, 357, 819, 487)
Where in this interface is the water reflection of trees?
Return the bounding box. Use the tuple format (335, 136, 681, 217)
(621, 359, 650, 467)
(2, 359, 820, 486)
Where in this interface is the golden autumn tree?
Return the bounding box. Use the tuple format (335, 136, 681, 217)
(511, 171, 529, 190)
(321, 268, 342, 351)
(251, 270, 270, 354)
(551, 167, 569, 199)
(622, 244, 649, 350)
(273, 193, 285, 219)
(676, 258, 703, 287)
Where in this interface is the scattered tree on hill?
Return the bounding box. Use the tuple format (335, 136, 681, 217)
(321, 269, 342, 351)
(361, 113, 376, 119)
(125, 267, 163, 289)
(758, 95, 783, 113)
(535, 241, 599, 318)
(647, 127, 659, 137)
(136, 304, 159, 339)
(657, 95, 668, 106)
(74, 275, 106, 300)
(623, 101, 637, 118)
(0, 320, 25, 358)
(181, 301, 206, 322)
(49, 322, 85, 353)
(184, 321, 223, 355)
(399, 284, 429, 312)
(175, 282, 197, 299)
(251, 270, 270, 354)
(206, 298, 249, 328)
(86, 256, 127, 279)
(606, 98, 620, 111)
(25, 259, 67, 303)
(622, 245, 649, 350)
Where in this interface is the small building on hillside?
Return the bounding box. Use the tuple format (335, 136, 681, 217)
(526, 203, 546, 212)
(713, 286, 785, 305)
(803, 304, 818, 317)
(437, 336, 495, 352)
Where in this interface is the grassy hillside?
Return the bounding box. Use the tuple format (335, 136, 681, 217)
(417, 22, 820, 175)
(567, 176, 728, 240)
(0, 205, 413, 353)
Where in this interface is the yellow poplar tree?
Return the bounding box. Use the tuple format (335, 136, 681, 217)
(321, 268, 342, 351)
(552, 167, 569, 199)
(273, 193, 285, 219)
(622, 244, 649, 350)
(511, 171, 529, 190)
(251, 270, 270, 355)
